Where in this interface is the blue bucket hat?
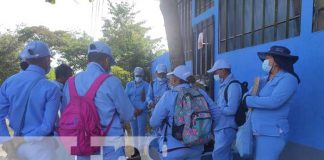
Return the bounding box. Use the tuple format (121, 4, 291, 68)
(88, 41, 116, 65)
(257, 46, 299, 64)
(23, 41, 51, 59)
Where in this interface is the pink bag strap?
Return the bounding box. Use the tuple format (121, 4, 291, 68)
(68, 76, 78, 97)
(85, 74, 110, 99)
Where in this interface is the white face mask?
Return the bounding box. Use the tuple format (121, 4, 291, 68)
(213, 75, 220, 81)
(262, 59, 272, 73)
(135, 77, 142, 82)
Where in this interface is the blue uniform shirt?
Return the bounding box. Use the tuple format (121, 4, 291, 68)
(62, 62, 134, 136)
(215, 74, 242, 131)
(150, 83, 218, 150)
(125, 80, 149, 110)
(146, 78, 169, 104)
(246, 71, 298, 136)
(0, 65, 61, 137)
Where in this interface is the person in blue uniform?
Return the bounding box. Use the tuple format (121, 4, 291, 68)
(125, 67, 149, 157)
(0, 41, 61, 160)
(150, 65, 218, 160)
(244, 46, 300, 160)
(61, 41, 134, 160)
(147, 64, 169, 109)
(207, 59, 242, 160)
(146, 64, 170, 159)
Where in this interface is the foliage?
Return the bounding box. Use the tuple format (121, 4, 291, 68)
(46, 68, 56, 80)
(0, 1, 164, 84)
(55, 31, 93, 71)
(0, 32, 21, 84)
(101, 0, 163, 73)
(111, 66, 131, 86)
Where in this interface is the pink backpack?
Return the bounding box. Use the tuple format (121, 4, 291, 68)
(58, 74, 114, 156)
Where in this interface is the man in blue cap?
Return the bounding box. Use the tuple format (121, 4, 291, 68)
(61, 41, 134, 160)
(207, 59, 242, 160)
(125, 67, 149, 158)
(0, 41, 61, 160)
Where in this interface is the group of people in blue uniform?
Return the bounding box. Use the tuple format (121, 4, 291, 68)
(0, 40, 300, 160)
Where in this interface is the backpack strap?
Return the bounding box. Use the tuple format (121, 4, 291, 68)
(150, 81, 154, 98)
(224, 80, 241, 104)
(85, 74, 111, 99)
(68, 76, 78, 98)
(103, 112, 116, 135)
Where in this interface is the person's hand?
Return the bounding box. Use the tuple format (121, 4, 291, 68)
(2, 138, 24, 160)
(12, 137, 25, 148)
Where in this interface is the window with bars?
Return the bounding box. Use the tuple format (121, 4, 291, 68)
(313, 0, 324, 31)
(193, 17, 215, 98)
(193, 16, 215, 76)
(178, 0, 193, 61)
(219, 0, 301, 53)
(196, 0, 214, 16)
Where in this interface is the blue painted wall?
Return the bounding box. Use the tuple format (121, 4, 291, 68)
(191, 0, 324, 150)
(152, 0, 324, 151)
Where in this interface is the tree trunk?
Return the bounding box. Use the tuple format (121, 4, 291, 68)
(160, 0, 185, 69)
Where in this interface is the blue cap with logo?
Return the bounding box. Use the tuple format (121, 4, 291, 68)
(22, 41, 51, 59)
(88, 41, 116, 65)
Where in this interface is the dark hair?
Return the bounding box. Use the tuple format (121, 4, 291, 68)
(88, 52, 109, 63)
(186, 75, 196, 84)
(273, 55, 301, 83)
(26, 56, 49, 65)
(55, 64, 73, 79)
(20, 62, 29, 71)
(224, 68, 231, 74)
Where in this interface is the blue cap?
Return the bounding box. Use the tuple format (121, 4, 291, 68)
(88, 41, 116, 65)
(167, 65, 193, 81)
(134, 67, 144, 76)
(207, 59, 231, 73)
(18, 48, 28, 62)
(23, 41, 51, 59)
(155, 64, 167, 73)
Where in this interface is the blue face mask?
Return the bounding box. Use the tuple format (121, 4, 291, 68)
(262, 59, 272, 73)
(213, 75, 220, 81)
(135, 77, 142, 82)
